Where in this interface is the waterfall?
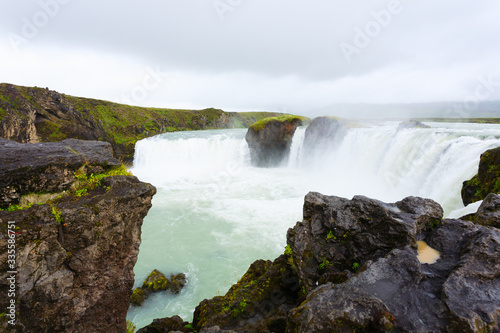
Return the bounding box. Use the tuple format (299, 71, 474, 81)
(128, 121, 500, 327)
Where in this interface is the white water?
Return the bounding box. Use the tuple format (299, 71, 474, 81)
(127, 121, 500, 328)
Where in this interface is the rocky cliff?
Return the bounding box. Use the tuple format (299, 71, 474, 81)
(0, 139, 156, 333)
(140, 192, 499, 332)
(245, 115, 307, 167)
(0, 83, 285, 162)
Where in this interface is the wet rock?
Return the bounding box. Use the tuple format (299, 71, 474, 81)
(462, 146, 500, 205)
(288, 192, 443, 292)
(131, 271, 187, 306)
(193, 256, 299, 333)
(302, 116, 347, 154)
(170, 273, 187, 294)
(131, 287, 148, 306)
(137, 315, 193, 333)
(397, 119, 430, 130)
(245, 116, 305, 167)
(0, 138, 120, 208)
(463, 193, 500, 228)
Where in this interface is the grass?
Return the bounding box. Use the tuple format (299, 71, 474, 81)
(249, 115, 309, 131)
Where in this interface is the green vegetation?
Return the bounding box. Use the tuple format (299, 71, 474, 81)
(249, 115, 310, 131)
(318, 259, 332, 271)
(326, 230, 336, 240)
(51, 205, 63, 223)
(284, 244, 293, 256)
(126, 320, 136, 333)
(71, 165, 132, 197)
(352, 262, 360, 271)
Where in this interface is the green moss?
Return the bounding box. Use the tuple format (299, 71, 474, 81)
(130, 288, 147, 306)
(249, 115, 308, 131)
(71, 165, 132, 197)
(126, 320, 136, 333)
(284, 244, 293, 256)
(37, 121, 67, 141)
(51, 205, 63, 223)
(326, 230, 336, 240)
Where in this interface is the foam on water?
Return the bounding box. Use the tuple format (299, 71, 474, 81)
(127, 122, 500, 328)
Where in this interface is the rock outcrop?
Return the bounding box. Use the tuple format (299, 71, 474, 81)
(145, 192, 499, 333)
(462, 146, 500, 205)
(0, 83, 286, 162)
(0, 139, 156, 333)
(461, 193, 500, 228)
(0, 138, 120, 208)
(131, 270, 187, 306)
(245, 115, 305, 167)
(302, 117, 347, 153)
(397, 119, 430, 130)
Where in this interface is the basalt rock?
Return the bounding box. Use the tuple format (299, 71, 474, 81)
(462, 193, 500, 228)
(0, 138, 120, 208)
(462, 146, 500, 205)
(0, 140, 156, 333)
(245, 116, 305, 167)
(161, 192, 499, 333)
(302, 117, 347, 153)
(131, 270, 187, 306)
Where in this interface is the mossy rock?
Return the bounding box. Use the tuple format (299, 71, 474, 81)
(130, 287, 147, 306)
(462, 146, 500, 205)
(142, 269, 170, 292)
(193, 255, 299, 332)
(248, 115, 308, 132)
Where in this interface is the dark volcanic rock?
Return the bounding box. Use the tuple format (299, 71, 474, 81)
(0, 175, 156, 333)
(169, 192, 499, 333)
(245, 116, 304, 167)
(137, 315, 193, 333)
(0, 138, 120, 208)
(397, 119, 430, 130)
(131, 270, 187, 306)
(303, 116, 347, 153)
(463, 193, 500, 228)
(462, 146, 500, 205)
(193, 255, 300, 333)
(288, 192, 443, 292)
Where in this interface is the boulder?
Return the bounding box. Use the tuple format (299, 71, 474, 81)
(131, 270, 187, 306)
(462, 146, 500, 205)
(462, 193, 500, 228)
(302, 116, 346, 153)
(397, 119, 430, 130)
(137, 315, 193, 333)
(245, 115, 305, 167)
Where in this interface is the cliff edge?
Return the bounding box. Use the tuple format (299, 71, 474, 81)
(0, 139, 156, 333)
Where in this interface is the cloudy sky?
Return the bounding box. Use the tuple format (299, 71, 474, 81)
(1, 0, 500, 115)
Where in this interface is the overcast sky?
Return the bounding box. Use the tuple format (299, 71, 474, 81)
(1, 0, 500, 115)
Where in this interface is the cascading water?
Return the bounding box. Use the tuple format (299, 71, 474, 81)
(127, 121, 500, 328)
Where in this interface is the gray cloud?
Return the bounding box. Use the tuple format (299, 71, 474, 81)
(1, 0, 499, 112)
